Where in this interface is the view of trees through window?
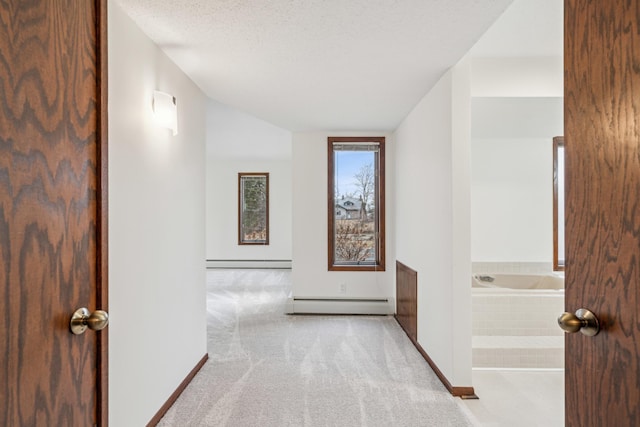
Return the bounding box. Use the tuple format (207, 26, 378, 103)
(328, 137, 385, 271)
(239, 173, 269, 245)
(334, 152, 376, 263)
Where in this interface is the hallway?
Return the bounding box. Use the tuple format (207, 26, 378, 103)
(157, 269, 474, 426)
(156, 269, 565, 426)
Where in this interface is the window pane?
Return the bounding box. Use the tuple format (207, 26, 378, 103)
(328, 137, 385, 271)
(553, 137, 564, 270)
(557, 144, 564, 265)
(334, 150, 376, 263)
(239, 173, 269, 245)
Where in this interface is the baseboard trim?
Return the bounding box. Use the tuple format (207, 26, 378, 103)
(394, 317, 477, 399)
(146, 353, 209, 426)
(206, 259, 292, 269)
(288, 297, 394, 315)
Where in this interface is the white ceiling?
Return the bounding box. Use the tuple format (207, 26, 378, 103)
(470, 0, 562, 57)
(114, 0, 560, 132)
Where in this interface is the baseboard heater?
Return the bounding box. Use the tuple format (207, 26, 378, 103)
(287, 297, 393, 315)
(206, 259, 292, 269)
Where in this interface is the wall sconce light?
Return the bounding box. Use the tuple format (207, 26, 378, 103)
(152, 90, 178, 136)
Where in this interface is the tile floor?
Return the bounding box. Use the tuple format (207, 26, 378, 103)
(472, 336, 564, 369)
(460, 369, 564, 426)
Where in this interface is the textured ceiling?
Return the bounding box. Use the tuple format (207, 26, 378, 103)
(114, 0, 517, 131)
(470, 0, 562, 57)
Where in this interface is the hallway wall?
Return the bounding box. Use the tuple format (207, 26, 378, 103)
(290, 131, 395, 308)
(393, 61, 473, 387)
(108, 2, 207, 425)
(206, 99, 292, 264)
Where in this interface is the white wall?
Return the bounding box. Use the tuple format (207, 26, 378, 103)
(471, 97, 563, 138)
(470, 138, 552, 262)
(470, 97, 562, 263)
(451, 60, 473, 382)
(290, 131, 395, 303)
(393, 63, 472, 387)
(206, 100, 292, 263)
(108, 2, 207, 425)
(471, 57, 563, 97)
(469, 55, 563, 265)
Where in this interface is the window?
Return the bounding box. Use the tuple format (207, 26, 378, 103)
(238, 173, 269, 245)
(328, 137, 385, 271)
(553, 137, 564, 271)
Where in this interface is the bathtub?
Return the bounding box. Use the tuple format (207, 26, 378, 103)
(471, 273, 565, 369)
(472, 273, 564, 290)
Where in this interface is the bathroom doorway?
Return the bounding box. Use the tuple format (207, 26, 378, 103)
(462, 0, 565, 425)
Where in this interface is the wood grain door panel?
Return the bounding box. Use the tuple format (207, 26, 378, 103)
(0, 1, 107, 425)
(396, 261, 417, 341)
(565, 0, 640, 425)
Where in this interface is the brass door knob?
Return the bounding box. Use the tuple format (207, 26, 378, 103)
(70, 307, 109, 335)
(558, 308, 600, 336)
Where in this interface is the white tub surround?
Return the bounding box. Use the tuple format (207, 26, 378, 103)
(471, 273, 564, 369)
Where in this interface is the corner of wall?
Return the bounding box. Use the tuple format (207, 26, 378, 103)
(393, 61, 473, 389)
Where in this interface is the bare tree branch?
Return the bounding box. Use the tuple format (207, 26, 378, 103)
(353, 162, 374, 211)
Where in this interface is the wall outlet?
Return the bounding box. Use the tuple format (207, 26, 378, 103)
(339, 282, 347, 294)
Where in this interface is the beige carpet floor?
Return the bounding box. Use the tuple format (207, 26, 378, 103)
(157, 269, 475, 427)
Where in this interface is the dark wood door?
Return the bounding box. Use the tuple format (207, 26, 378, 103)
(0, 1, 108, 426)
(565, 0, 640, 425)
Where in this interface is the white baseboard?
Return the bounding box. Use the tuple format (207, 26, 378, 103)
(287, 297, 394, 315)
(206, 259, 292, 269)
